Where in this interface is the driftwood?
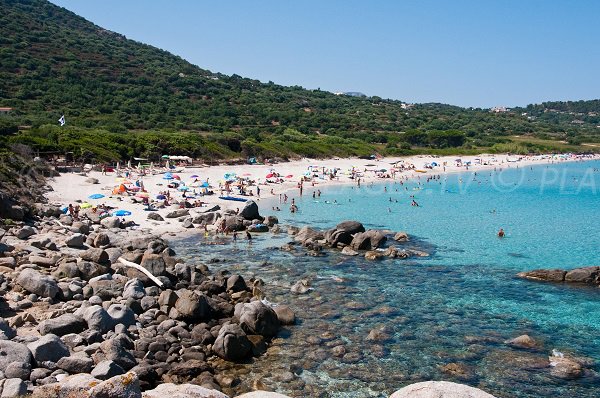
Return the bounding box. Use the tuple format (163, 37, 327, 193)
(117, 257, 164, 287)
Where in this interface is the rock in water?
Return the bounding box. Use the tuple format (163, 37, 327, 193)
(389, 381, 497, 397)
(236, 392, 292, 398)
(213, 324, 252, 361)
(235, 301, 280, 338)
(239, 200, 260, 220)
(505, 334, 539, 349)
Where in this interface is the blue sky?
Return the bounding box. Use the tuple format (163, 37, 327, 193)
(50, 0, 599, 108)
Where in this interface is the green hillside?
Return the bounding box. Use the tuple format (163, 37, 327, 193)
(0, 0, 598, 162)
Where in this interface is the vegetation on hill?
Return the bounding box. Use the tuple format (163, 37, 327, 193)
(0, 0, 598, 162)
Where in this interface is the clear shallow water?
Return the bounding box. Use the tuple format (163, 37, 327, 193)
(174, 161, 600, 398)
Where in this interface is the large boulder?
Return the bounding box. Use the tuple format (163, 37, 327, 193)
(31, 373, 99, 397)
(95, 338, 137, 370)
(389, 381, 497, 398)
(140, 253, 167, 276)
(16, 268, 59, 299)
(212, 324, 252, 361)
(235, 301, 280, 338)
(324, 221, 365, 247)
(27, 334, 70, 364)
(80, 248, 110, 265)
(0, 341, 32, 373)
(239, 200, 260, 220)
(166, 209, 189, 219)
(88, 372, 142, 397)
(101, 217, 122, 229)
(174, 290, 211, 320)
(294, 226, 324, 245)
(107, 304, 136, 328)
(38, 314, 86, 336)
(65, 233, 86, 248)
(142, 383, 228, 398)
(82, 305, 114, 334)
(350, 229, 387, 250)
(564, 266, 600, 284)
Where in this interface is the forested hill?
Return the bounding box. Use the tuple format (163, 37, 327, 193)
(0, 0, 598, 161)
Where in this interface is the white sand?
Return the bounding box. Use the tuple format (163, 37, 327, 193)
(46, 153, 597, 234)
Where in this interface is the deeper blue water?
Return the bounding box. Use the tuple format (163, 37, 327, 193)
(174, 160, 600, 398)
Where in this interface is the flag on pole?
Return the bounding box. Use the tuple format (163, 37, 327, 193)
(58, 115, 66, 126)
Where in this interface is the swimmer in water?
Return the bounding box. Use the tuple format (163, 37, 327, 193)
(497, 228, 505, 238)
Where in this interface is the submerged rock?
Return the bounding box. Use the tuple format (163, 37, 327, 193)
(389, 381, 497, 397)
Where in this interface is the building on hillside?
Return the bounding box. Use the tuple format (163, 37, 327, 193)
(0, 107, 13, 115)
(490, 106, 510, 113)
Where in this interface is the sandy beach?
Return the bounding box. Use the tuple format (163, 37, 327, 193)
(46, 153, 599, 234)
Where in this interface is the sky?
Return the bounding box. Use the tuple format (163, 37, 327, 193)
(50, 0, 600, 108)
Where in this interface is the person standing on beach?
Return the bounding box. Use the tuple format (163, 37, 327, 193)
(256, 186, 260, 197)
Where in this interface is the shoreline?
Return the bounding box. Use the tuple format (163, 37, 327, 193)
(46, 152, 600, 235)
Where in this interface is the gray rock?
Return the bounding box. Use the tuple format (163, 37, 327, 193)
(341, 246, 359, 256)
(91, 360, 125, 380)
(140, 253, 166, 276)
(83, 305, 114, 334)
(107, 304, 136, 328)
(0, 319, 17, 340)
(65, 233, 86, 248)
(182, 218, 194, 228)
(505, 334, 539, 349)
(38, 314, 86, 336)
(101, 217, 121, 229)
(274, 305, 296, 325)
(147, 212, 164, 221)
(389, 381, 497, 398)
(350, 229, 387, 250)
(32, 373, 98, 396)
(15, 226, 36, 240)
(123, 278, 145, 300)
(0, 243, 14, 254)
(16, 268, 59, 299)
(236, 392, 290, 398)
(324, 220, 365, 247)
(226, 275, 247, 293)
(239, 200, 260, 220)
(142, 383, 228, 398)
(393, 231, 409, 242)
(213, 323, 252, 361)
(77, 260, 109, 280)
(28, 255, 56, 267)
(52, 261, 80, 279)
(290, 279, 311, 294)
(235, 301, 280, 338)
(96, 338, 136, 370)
(3, 361, 31, 380)
(27, 334, 70, 364)
(88, 371, 142, 397)
(80, 248, 110, 265)
(294, 226, 324, 245)
(56, 355, 94, 373)
(165, 209, 189, 218)
(565, 266, 599, 284)
(0, 257, 16, 268)
(61, 333, 86, 349)
(93, 233, 111, 248)
(174, 290, 210, 320)
(517, 269, 567, 282)
(0, 341, 32, 373)
(1, 378, 27, 397)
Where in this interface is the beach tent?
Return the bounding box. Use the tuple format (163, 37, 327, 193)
(88, 194, 105, 200)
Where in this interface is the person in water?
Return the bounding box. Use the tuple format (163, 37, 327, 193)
(498, 228, 505, 238)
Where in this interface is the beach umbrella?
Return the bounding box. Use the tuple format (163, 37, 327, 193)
(201, 182, 210, 188)
(190, 174, 199, 178)
(88, 194, 105, 200)
(178, 186, 190, 191)
(80, 202, 92, 209)
(112, 210, 132, 217)
(163, 174, 174, 180)
(173, 175, 181, 180)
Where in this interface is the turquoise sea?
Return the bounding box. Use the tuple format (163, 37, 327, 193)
(174, 160, 600, 397)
